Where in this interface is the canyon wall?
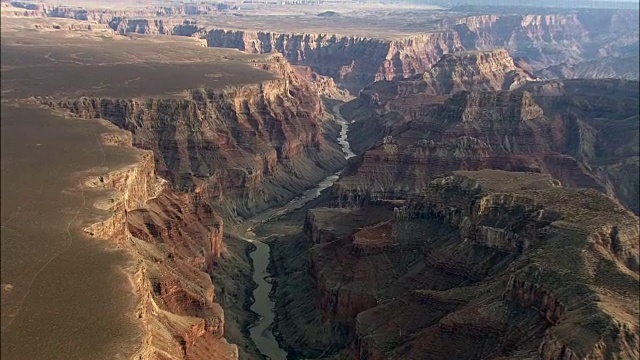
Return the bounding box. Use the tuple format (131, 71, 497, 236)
(535, 55, 640, 81)
(342, 67, 639, 215)
(275, 171, 639, 359)
(201, 11, 636, 89)
(44, 54, 349, 359)
(192, 11, 636, 89)
(453, 11, 639, 63)
(342, 48, 536, 154)
(77, 123, 246, 359)
(205, 30, 464, 93)
(49, 54, 346, 221)
(5, 4, 637, 89)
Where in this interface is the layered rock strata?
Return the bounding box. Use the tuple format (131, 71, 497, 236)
(45, 53, 348, 359)
(535, 55, 640, 81)
(49, 54, 347, 221)
(342, 77, 639, 215)
(274, 170, 639, 359)
(5, 4, 637, 91)
(198, 11, 637, 90)
(205, 30, 464, 92)
(344, 49, 535, 154)
(76, 123, 245, 359)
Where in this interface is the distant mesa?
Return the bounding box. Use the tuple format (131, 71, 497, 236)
(317, 10, 340, 17)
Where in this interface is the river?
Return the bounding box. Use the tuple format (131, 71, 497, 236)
(241, 103, 353, 359)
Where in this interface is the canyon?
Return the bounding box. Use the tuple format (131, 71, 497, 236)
(0, 22, 348, 360)
(4, 1, 637, 91)
(1, 1, 639, 360)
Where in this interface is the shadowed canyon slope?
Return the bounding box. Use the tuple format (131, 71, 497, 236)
(49, 54, 347, 221)
(261, 37, 638, 360)
(1, 23, 345, 360)
(263, 79, 639, 360)
(271, 170, 638, 359)
(342, 60, 639, 216)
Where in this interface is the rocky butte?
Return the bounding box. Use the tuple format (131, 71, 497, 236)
(289, 170, 639, 359)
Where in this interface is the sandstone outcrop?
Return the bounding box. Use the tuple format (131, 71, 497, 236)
(109, 18, 207, 37)
(275, 171, 639, 359)
(205, 30, 465, 92)
(344, 49, 536, 155)
(342, 77, 639, 215)
(77, 122, 244, 360)
(451, 11, 639, 69)
(199, 10, 637, 90)
(420, 49, 535, 92)
(48, 54, 346, 221)
(357, 48, 533, 107)
(292, 65, 353, 100)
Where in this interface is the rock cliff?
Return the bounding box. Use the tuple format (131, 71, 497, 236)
(358, 49, 533, 106)
(75, 122, 245, 359)
(452, 11, 639, 69)
(6, 4, 637, 92)
(48, 54, 346, 221)
(205, 30, 464, 93)
(197, 11, 636, 90)
(276, 170, 639, 359)
(420, 49, 535, 93)
(343, 77, 639, 215)
(109, 18, 208, 37)
(43, 52, 350, 359)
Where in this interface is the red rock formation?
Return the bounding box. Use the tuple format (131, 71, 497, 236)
(343, 78, 639, 215)
(535, 55, 639, 81)
(209, 215, 223, 259)
(204, 30, 464, 92)
(294, 171, 640, 359)
(78, 131, 241, 359)
(452, 11, 638, 69)
(48, 55, 346, 220)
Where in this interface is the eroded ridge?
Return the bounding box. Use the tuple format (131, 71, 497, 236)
(270, 170, 639, 359)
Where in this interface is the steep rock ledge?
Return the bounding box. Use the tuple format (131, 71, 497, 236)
(45, 55, 350, 358)
(47, 55, 346, 221)
(294, 172, 639, 359)
(205, 30, 464, 93)
(76, 123, 245, 359)
(342, 78, 639, 215)
(344, 49, 536, 154)
(451, 11, 639, 69)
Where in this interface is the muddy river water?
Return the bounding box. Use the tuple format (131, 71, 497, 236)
(242, 104, 354, 359)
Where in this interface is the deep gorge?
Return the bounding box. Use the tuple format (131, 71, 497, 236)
(8, 4, 637, 359)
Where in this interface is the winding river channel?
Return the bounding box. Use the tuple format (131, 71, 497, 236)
(240, 103, 354, 359)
